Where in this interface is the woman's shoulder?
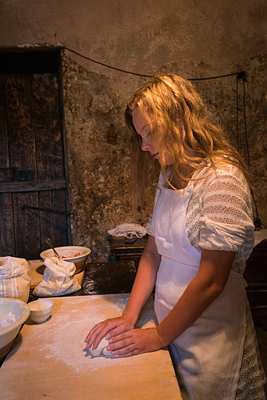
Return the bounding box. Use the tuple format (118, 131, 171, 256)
(193, 159, 250, 198)
(213, 160, 243, 175)
(201, 159, 247, 184)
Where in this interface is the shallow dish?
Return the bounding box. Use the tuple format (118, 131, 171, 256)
(40, 246, 91, 273)
(29, 299, 54, 324)
(0, 298, 30, 361)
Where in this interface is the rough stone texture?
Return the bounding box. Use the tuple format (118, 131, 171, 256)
(1, 1, 267, 261)
(61, 53, 267, 261)
(1, 0, 267, 73)
(62, 56, 155, 261)
(159, 56, 267, 227)
(241, 55, 267, 225)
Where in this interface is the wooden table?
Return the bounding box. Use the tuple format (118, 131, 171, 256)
(0, 294, 182, 400)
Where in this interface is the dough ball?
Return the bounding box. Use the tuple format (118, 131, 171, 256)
(89, 337, 110, 357)
(102, 347, 112, 356)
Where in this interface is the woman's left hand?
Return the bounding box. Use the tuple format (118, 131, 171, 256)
(106, 327, 164, 357)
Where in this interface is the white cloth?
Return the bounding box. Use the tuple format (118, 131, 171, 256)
(153, 168, 248, 400)
(0, 256, 30, 302)
(107, 223, 147, 238)
(33, 257, 81, 297)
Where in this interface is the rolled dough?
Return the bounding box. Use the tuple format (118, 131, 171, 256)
(89, 337, 113, 357)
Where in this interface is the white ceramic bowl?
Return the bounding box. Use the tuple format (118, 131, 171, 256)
(29, 299, 54, 324)
(0, 298, 30, 361)
(40, 246, 91, 273)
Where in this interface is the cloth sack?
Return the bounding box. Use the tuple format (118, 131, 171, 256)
(33, 257, 81, 297)
(0, 257, 31, 302)
(107, 223, 147, 238)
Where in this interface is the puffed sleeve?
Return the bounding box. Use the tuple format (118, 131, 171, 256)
(198, 164, 254, 254)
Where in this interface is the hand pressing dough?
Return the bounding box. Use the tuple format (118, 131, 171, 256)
(89, 337, 113, 357)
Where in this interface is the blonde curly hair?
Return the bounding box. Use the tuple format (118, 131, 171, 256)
(125, 74, 251, 204)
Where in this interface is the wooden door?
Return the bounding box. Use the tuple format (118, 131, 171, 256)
(0, 55, 70, 260)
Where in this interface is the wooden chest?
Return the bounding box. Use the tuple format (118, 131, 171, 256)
(108, 234, 148, 269)
(243, 239, 267, 329)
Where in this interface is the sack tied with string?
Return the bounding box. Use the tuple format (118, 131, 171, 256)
(33, 256, 81, 297)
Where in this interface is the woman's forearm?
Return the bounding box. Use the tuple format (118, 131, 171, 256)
(123, 236, 161, 325)
(156, 277, 221, 346)
(156, 249, 235, 347)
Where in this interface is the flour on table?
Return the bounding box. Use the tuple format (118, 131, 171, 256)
(34, 295, 156, 372)
(115, 297, 128, 312)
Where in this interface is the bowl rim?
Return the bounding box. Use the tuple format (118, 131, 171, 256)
(29, 299, 54, 313)
(40, 246, 91, 261)
(0, 298, 30, 337)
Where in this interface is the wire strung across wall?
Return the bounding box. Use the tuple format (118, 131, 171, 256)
(64, 47, 152, 78)
(64, 46, 249, 161)
(64, 46, 260, 223)
(65, 46, 242, 81)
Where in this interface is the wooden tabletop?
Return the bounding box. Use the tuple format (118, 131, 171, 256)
(0, 294, 182, 400)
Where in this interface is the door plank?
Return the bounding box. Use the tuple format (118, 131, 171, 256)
(32, 74, 60, 116)
(0, 63, 70, 259)
(13, 192, 40, 259)
(0, 193, 15, 256)
(35, 115, 65, 181)
(0, 77, 10, 182)
(6, 76, 36, 182)
(39, 189, 68, 252)
(33, 74, 64, 181)
(0, 179, 66, 193)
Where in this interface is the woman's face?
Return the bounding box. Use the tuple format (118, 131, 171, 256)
(132, 107, 173, 165)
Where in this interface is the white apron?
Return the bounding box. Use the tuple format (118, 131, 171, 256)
(152, 172, 247, 400)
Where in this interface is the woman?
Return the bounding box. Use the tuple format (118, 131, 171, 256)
(85, 74, 266, 399)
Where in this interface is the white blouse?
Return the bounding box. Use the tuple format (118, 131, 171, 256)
(147, 162, 255, 274)
(146, 162, 266, 398)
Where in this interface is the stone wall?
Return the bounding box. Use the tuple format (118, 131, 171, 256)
(61, 53, 267, 261)
(62, 55, 154, 261)
(1, 0, 267, 261)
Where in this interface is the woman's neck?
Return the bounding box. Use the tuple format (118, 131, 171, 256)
(165, 150, 201, 190)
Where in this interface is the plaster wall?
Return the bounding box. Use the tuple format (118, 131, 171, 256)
(1, 0, 267, 74)
(1, 0, 267, 261)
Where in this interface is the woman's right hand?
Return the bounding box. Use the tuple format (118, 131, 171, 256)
(84, 313, 135, 351)
(84, 236, 160, 352)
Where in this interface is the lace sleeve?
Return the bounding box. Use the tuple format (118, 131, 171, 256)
(198, 164, 254, 253)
